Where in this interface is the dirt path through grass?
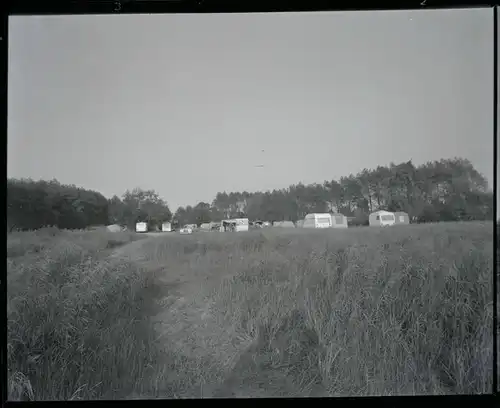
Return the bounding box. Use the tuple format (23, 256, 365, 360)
(115, 236, 333, 398)
(110, 238, 150, 260)
(151, 266, 253, 396)
(108, 237, 251, 397)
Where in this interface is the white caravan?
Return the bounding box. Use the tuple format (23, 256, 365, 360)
(369, 210, 396, 227)
(161, 222, 172, 232)
(302, 213, 332, 229)
(135, 222, 148, 233)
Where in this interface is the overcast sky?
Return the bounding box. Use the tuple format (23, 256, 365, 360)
(8, 9, 493, 211)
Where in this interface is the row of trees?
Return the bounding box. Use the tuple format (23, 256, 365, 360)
(7, 157, 493, 231)
(7, 179, 109, 231)
(7, 180, 173, 232)
(174, 158, 493, 226)
(107, 188, 172, 229)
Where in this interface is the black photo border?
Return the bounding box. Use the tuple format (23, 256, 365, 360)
(1, 1, 498, 407)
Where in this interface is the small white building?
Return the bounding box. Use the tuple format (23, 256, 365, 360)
(161, 222, 172, 232)
(369, 210, 396, 227)
(302, 213, 332, 229)
(135, 222, 148, 233)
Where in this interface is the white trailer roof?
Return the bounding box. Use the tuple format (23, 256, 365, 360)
(370, 210, 394, 216)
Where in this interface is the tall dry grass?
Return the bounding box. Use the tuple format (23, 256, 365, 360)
(7, 228, 169, 400)
(7, 221, 493, 399)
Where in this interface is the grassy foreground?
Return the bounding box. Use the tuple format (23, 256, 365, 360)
(7, 222, 493, 399)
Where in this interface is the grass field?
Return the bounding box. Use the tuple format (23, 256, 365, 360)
(7, 222, 493, 399)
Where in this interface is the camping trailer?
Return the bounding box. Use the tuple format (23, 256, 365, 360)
(221, 218, 249, 232)
(369, 210, 396, 227)
(161, 222, 172, 232)
(135, 222, 148, 233)
(330, 213, 348, 228)
(394, 211, 410, 225)
(302, 213, 332, 229)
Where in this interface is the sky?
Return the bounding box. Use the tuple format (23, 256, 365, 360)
(8, 9, 494, 211)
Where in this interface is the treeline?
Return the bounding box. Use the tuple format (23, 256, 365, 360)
(174, 158, 493, 226)
(107, 188, 172, 229)
(7, 179, 109, 231)
(7, 179, 172, 232)
(8, 157, 493, 232)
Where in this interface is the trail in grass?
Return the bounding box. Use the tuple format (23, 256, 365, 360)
(152, 264, 253, 396)
(110, 238, 149, 260)
(116, 236, 329, 398)
(108, 237, 243, 396)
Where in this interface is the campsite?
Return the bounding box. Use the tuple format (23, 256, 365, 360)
(6, 156, 495, 399)
(7, 9, 494, 400)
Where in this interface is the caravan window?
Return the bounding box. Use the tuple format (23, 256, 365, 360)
(381, 214, 394, 221)
(376, 215, 380, 221)
(317, 217, 331, 224)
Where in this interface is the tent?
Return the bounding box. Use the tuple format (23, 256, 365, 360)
(106, 224, 122, 233)
(394, 211, 410, 225)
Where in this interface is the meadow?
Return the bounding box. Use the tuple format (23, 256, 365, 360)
(7, 222, 493, 399)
